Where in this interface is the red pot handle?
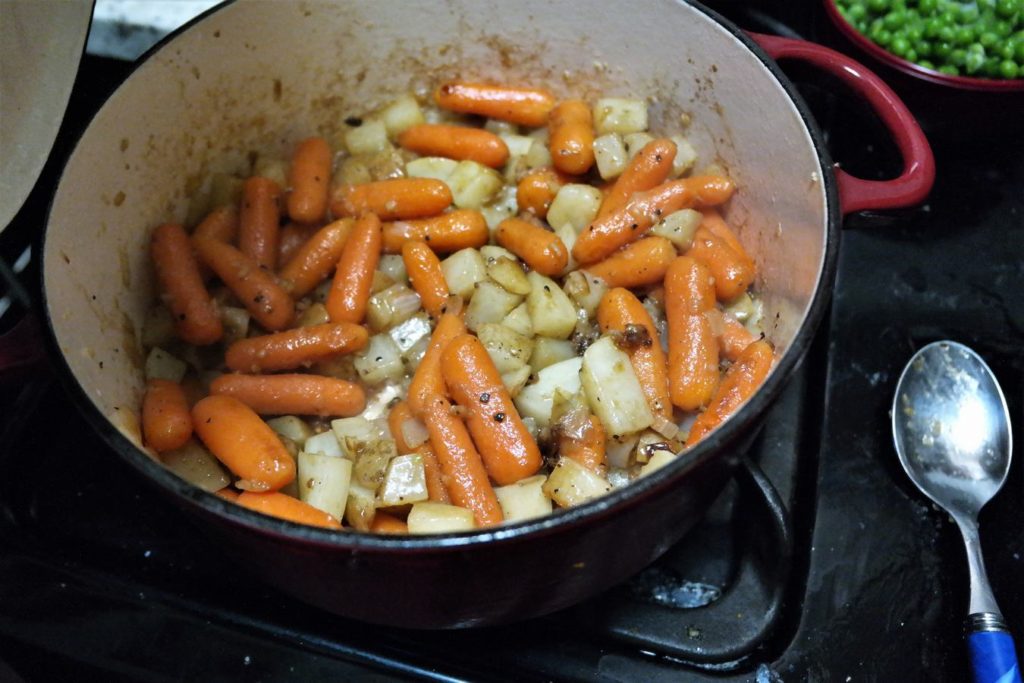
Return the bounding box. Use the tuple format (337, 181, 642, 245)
(749, 32, 935, 215)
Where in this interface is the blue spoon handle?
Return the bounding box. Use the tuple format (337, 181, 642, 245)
(969, 621, 1022, 683)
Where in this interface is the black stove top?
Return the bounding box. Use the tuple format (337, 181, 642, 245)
(1, 2, 1022, 681)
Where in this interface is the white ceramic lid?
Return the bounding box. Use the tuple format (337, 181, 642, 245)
(0, 0, 93, 233)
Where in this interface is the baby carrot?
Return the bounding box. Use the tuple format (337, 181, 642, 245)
(331, 178, 452, 221)
(421, 396, 503, 526)
(210, 373, 366, 417)
(718, 314, 759, 362)
(557, 415, 607, 475)
(598, 138, 677, 218)
(276, 222, 319, 270)
(215, 487, 240, 502)
(685, 340, 773, 446)
(700, 209, 753, 269)
(441, 334, 542, 486)
(237, 491, 341, 529)
(516, 167, 565, 219)
(402, 240, 450, 317)
(225, 322, 368, 373)
(287, 136, 332, 224)
(573, 175, 735, 265)
(382, 209, 488, 254)
(583, 236, 677, 288)
(278, 218, 353, 298)
(151, 223, 224, 345)
(596, 288, 673, 420)
(142, 378, 193, 452)
(408, 313, 467, 415)
(193, 205, 239, 243)
(326, 212, 382, 324)
(495, 217, 568, 277)
(548, 99, 595, 176)
(192, 236, 295, 331)
(369, 512, 408, 534)
(434, 80, 556, 127)
(664, 256, 719, 411)
(686, 227, 755, 302)
(239, 176, 282, 271)
(192, 395, 295, 492)
(398, 124, 509, 168)
(387, 400, 449, 503)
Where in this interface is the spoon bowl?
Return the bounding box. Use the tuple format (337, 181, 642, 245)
(892, 340, 1020, 683)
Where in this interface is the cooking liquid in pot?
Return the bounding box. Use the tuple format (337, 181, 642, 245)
(139, 79, 772, 533)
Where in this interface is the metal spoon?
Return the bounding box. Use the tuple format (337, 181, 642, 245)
(892, 340, 1021, 683)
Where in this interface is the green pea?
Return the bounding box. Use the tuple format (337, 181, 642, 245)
(979, 31, 1001, 47)
(999, 59, 1021, 78)
(915, 40, 932, 56)
(954, 26, 976, 45)
(965, 50, 986, 73)
(867, 0, 889, 12)
(933, 41, 954, 58)
(849, 3, 868, 20)
(938, 64, 961, 75)
(951, 47, 968, 65)
(994, 20, 1014, 37)
(919, 59, 936, 69)
(884, 9, 906, 28)
(997, 41, 1017, 59)
(919, 0, 938, 13)
(937, 25, 956, 42)
(1016, 38, 1024, 61)
(876, 28, 895, 45)
(924, 17, 942, 37)
(905, 48, 920, 61)
(960, 4, 981, 22)
(996, 0, 1020, 19)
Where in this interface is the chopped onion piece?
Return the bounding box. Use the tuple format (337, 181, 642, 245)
(650, 413, 680, 440)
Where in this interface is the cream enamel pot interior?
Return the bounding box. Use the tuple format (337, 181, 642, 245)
(40, 0, 933, 627)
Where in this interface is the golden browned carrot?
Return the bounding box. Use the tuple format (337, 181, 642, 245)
(224, 322, 368, 373)
(583, 236, 676, 288)
(382, 209, 488, 254)
(398, 124, 509, 168)
(434, 80, 556, 127)
(142, 379, 193, 452)
(572, 175, 735, 265)
(326, 213, 382, 324)
(287, 137, 332, 224)
(408, 313, 467, 415)
(237, 491, 342, 529)
(420, 396, 503, 526)
(664, 256, 719, 411)
(686, 224, 755, 303)
(441, 334, 542, 486)
(685, 340, 773, 446)
(369, 512, 408, 534)
(193, 205, 239, 243)
(495, 217, 568, 277)
(548, 99, 595, 176)
(597, 138, 677, 218)
(596, 288, 673, 420)
(239, 176, 282, 271)
(278, 218, 353, 298)
(210, 373, 366, 417)
(192, 395, 295, 491)
(331, 178, 451, 221)
(402, 240, 450, 317)
(516, 167, 565, 219)
(192, 236, 295, 331)
(557, 415, 607, 474)
(151, 223, 224, 345)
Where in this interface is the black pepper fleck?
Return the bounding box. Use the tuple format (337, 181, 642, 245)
(494, 412, 505, 423)
(480, 392, 490, 403)
(345, 116, 363, 126)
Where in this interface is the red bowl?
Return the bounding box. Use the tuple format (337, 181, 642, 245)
(823, 0, 1024, 93)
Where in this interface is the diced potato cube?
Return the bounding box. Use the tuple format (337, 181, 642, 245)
(650, 208, 701, 250)
(563, 270, 608, 319)
(524, 138, 553, 169)
(484, 118, 519, 135)
(502, 303, 534, 337)
(407, 501, 477, 534)
(669, 135, 699, 177)
(495, 475, 552, 522)
(501, 364, 532, 397)
(514, 356, 583, 427)
(252, 156, 289, 188)
(499, 133, 534, 157)
(476, 323, 534, 373)
(547, 184, 602, 233)
(344, 483, 377, 531)
(441, 248, 488, 300)
(331, 416, 376, 443)
(593, 133, 628, 180)
(464, 281, 523, 332)
(336, 156, 372, 186)
(543, 456, 612, 507)
(366, 283, 422, 332)
(580, 336, 654, 437)
(296, 302, 330, 328)
(593, 97, 648, 136)
(405, 156, 458, 182)
(304, 430, 344, 458)
(480, 185, 518, 232)
(298, 450, 353, 519)
(145, 347, 188, 383)
(605, 433, 640, 469)
(388, 312, 432, 354)
(377, 453, 429, 507)
(480, 245, 518, 264)
(353, 333, 405, 385)
(448, 160, 503, 209)
(220, 306, 250, 345)
(639, 450, 677, 477)
(161, 439, 231, 492)
(529, 337, 577, 373)
(554, 223, 578, 275)
(623, 132, 655, 160)
(724, 292, 756, 323)
(345, 120, 389, 155)
(266, 416, 314, 446)
(379, 94, 425, 137)
(526, 272, 577, 339)
(378, 254, 408, 283)
(486, 256, 532, 296)
(352, 438, 398, 490)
